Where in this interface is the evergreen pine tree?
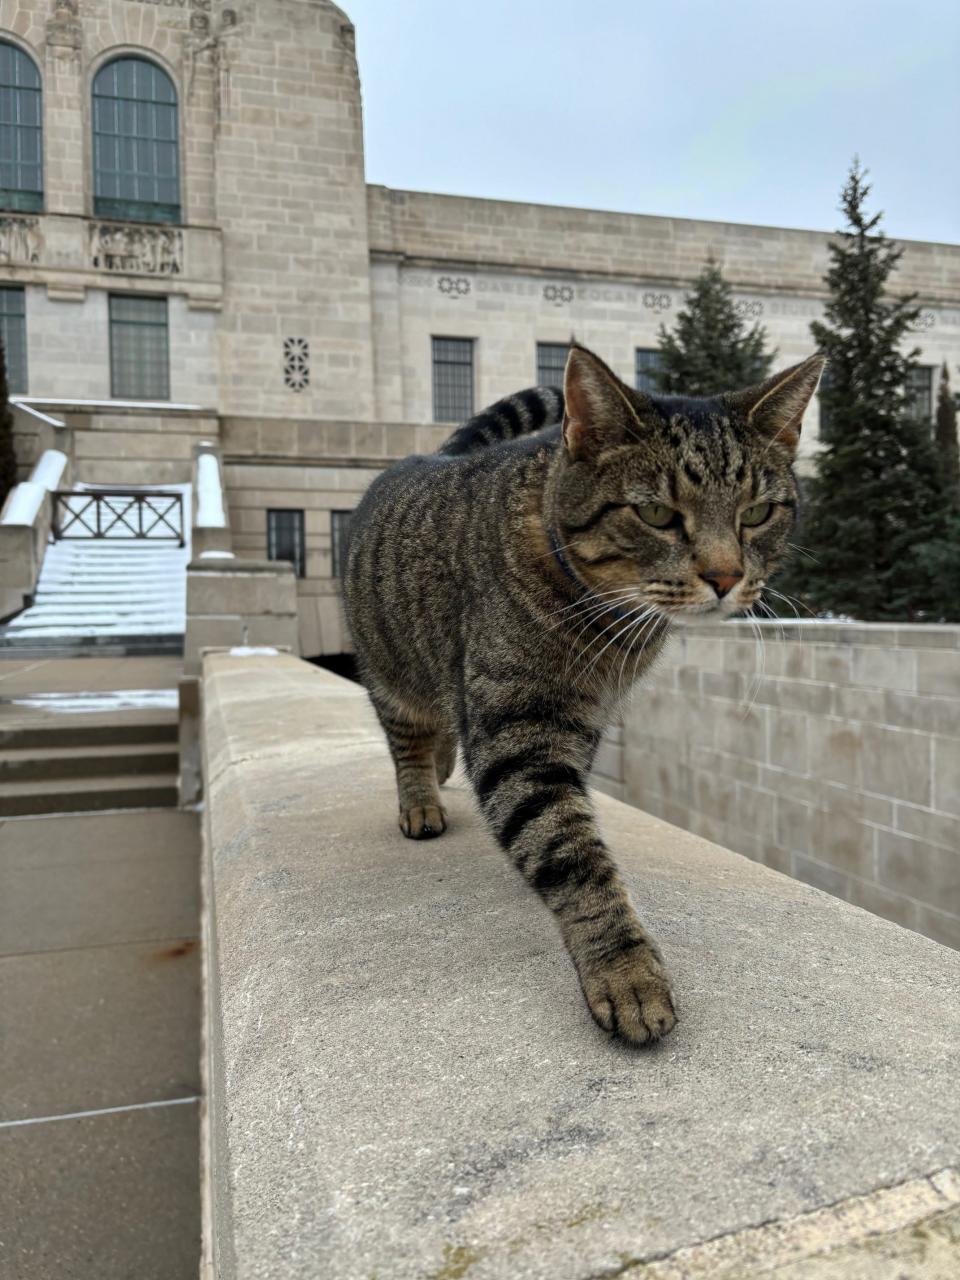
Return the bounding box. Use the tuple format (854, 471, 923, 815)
(783, 162, 952, 621)
(0, 339, 18, 510)
(934, 363, 960, 501)
(654, 258, 773, 394)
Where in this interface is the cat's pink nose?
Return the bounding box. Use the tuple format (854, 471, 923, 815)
(700, 569, 743, 598)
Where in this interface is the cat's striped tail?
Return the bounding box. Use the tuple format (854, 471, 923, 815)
(437, 386, 565, 457)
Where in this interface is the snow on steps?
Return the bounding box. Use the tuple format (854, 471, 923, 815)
(0, 482, 191, 657)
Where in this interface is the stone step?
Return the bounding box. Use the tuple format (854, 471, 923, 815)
(0, 632, 184, 650)
(5, 610, 186, 625)
(0, 741, 180, 783)
(0, 643, 184, 660)
(0, 716, 178, 752)
(0, 772, 180, 817)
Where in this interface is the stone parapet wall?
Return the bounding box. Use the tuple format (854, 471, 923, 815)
(220, 423, 449, 658)
(368, 185, 960, 303)
(620, 622, 960, 949)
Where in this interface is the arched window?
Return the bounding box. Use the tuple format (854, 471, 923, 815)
(0, 41, 43, 213)
(93, 57, 180, 224)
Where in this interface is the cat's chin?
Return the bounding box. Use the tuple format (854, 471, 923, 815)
(671, 600, 752, 625)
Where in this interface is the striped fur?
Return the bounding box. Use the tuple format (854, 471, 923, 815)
(343, 344, 824, 1045)
(438, 386, 564, 456)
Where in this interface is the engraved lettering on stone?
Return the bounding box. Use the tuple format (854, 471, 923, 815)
(437, 276, 470, 298)
(543, 284, 574, 306)
(90, 224, 183, 276)
(284, 337, 310, 392)
(0, 218, 42, 265)
(475, 278, 536, 296)
(122, 0, 212, 12)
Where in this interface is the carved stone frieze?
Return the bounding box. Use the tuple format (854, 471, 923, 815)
(46, 0, 82, 60)
(0, 218, 43, 266)
(89, 223, 183, 276)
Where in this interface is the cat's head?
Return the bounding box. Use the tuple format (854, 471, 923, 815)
(551, 343, 825, 619)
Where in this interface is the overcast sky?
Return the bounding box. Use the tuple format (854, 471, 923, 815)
(348, 0, 958, 245)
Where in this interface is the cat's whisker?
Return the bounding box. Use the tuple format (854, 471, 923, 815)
(764, 586, 817, 619)
(544, 586, 640, 616)
(545, 591, 641, 638)
(569, 599, 653, 667)
(576, 604, 658, 684)
(533, 538, 583, 562)
(754, 598, 786, 643)
(614, 609, 660, 704)
(741, 613, 766, 722)
(618, 614, 665, 703)
(542, 586, 641, 623)
(563, 596, 643, 654)
(787, 541, 820, 564)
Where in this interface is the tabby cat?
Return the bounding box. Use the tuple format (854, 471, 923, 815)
(343, 344, 824, 1046)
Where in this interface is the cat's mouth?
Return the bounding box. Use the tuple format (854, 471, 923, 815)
(658, 588, 760, 621)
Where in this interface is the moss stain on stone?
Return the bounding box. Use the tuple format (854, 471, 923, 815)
(428, 1243, 484, 1280)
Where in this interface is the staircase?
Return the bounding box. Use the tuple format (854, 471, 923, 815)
(0, 484, 191, 658)
(0, 696, 180, 816)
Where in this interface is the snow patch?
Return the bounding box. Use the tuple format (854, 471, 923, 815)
(196, 453, 227, 528)
(229, 646, 280, 656)
(8, 689, 178, 712)
(31, 449, 69, 491)
(2, 481, 46, 526)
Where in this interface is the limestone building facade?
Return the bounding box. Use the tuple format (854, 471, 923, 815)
(2, 0, 959, 655)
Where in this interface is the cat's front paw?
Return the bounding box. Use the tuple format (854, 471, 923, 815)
(579, 944, 676, 1046)
(399, 804, 447, 839)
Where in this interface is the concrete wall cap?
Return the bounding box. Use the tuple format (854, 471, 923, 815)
(200, 652, 960, 1280)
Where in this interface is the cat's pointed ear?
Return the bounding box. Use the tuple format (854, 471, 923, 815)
(562, 344, 651, 461)
(727, 354, 826, 452)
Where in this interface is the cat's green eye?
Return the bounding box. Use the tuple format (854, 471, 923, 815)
(636, 503, 677, 529)
(740, 502, 773, 528)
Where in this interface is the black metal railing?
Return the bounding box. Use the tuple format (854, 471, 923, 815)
(52, 490, 184, 545)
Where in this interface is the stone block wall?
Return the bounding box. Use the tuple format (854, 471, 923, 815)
(220, 419, 449, 657)
(54, 407, 220, 487)
(184, 558, 299, 677)
(619, 622, 960, 950)
(367, 248, 960, 451)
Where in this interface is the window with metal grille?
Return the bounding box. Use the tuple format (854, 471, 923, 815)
(432, 337, 474, 423)
(267, 509, 306, 579)
(905, 365, 935, 423)
(109, 295, 169, 400)
(0, 41, 42, 213)
(330, 510, 353, 578)
(0, 286, 27, 393)
(635, 348, 663, 394)
(537, 342, 568, 387)
(93, 57, 180, 224)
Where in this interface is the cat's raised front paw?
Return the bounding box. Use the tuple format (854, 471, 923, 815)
(399, 805, 447, 839)
(580, 945, 676, 1047)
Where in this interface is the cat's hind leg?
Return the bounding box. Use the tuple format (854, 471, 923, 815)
(371, 695, 448, 839)
(435, 729, 458, 786)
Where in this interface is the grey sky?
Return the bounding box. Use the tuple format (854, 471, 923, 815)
(349, 0, 958, 245)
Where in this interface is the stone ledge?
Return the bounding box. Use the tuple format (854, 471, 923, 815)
(201, 653, 960, 1279)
